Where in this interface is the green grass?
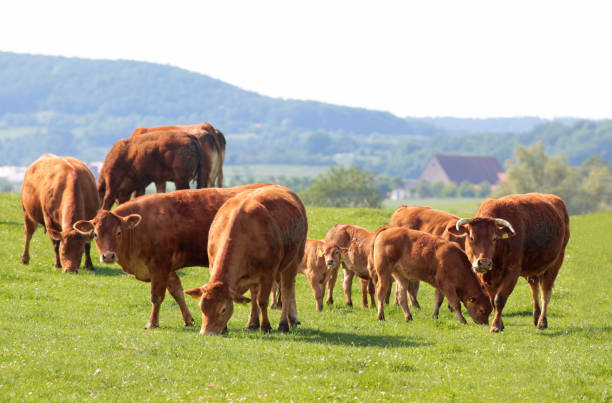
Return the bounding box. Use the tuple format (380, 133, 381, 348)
(1, 192, 610, 401)
(382, 197, 485, 216)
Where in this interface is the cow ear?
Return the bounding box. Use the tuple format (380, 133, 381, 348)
(122, 214, 141, 229)
(184, 287, 204, 300)
(497, 226, 515, 239)
(73, 220, 94, 235)
(230, 289, 251, 304)
(316, 248, 324, 258)
(48, 228, 62, 241)
(448, 221, 469, 236)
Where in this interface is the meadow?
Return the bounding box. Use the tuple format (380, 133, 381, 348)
(0, 192, 610, 401)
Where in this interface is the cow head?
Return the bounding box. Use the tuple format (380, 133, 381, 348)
(316, 243, 344, 270)
(457, 285, 492, 325)
(73, 210, 141, 264)
(453, 217, 516, 273)
(47, 227, 92, 273)
(185, 281, 250, 335)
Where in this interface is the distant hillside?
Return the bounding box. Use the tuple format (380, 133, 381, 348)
(0, 51, 610, 178)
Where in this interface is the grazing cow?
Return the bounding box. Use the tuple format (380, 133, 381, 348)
(20, 154, 100, 273)
(73, 184, 267, 329)
(454, 193, 570, 332)
(370, 226, 492, 325)
(185, 185, 308, 335)
(389, 205, 468, 315)
(98, 130, 203, 209)
(131, 122, 226, 188)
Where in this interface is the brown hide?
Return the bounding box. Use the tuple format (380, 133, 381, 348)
(98, 130, 202, 209)
(186, 185, 307, 335)
(298, 239, 343, 311)
(20, 154, 99, 272)
(74, 184, 267, 329)
(455, 193, 570, 332)
(131, 122, 226, 188)
(389, 205, 467, 310)
(324, 224, 377, 308)
(371, 227, 491, 325)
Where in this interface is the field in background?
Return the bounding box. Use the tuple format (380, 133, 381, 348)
(0, 192, 610, 401)
(224, 164, 331, 179)
(382, 197, 485, 215)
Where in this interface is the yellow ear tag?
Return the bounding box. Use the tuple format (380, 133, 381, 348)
(502, 233, 509, 239)
(465, 299, 472, 307)
(316, 249, 324, 258)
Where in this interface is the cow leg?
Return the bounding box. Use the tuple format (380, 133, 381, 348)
(446, 292, 468, 324)
(83, 242, 94, 270)
(432, 288, 444, 319)
(490, 276, 519, 332)
(527, 276, 542, 327)
(406, 280, 421, 309)
(166, 271, 194, 327)
(174, 177, 190, 191)
(257, 280, 273, 333)
(270, 281, 281, 309)
(309, 273, 325, 312)
(246, 286, 261, 330)
(52, 240, 61, 268)
(343, 268, 354, 307)
(374, 270, 391, 321)
(146, 269, 169, 329)
(326, 265, 339, 305)
(393, 276, 413, 321)
(155, 182, 166, 193)
(21, 214, 37, 265)
(360, 278, 370, 308)
(538, 260, 562, 329)
(279, 267, 298, 332)
(368, 278, 376, 308)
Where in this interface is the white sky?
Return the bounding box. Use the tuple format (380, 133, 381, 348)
(1, 0, 611, 119)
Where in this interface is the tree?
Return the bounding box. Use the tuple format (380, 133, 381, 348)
(299, 166, 382, 208)
(457, 181, 476, 197)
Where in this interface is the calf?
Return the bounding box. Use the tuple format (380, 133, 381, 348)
(20, 154, 99, 273)
(299, 239, 344, 311)
(454, 193, 570, 332)
(389, 205, 468, 316)
(371, 226, 491, 325)
(73, 184, 266, 329)
(185, 185, 308, 335)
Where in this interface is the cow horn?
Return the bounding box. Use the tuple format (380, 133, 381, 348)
(494, 218, 516, 235)
(455, 218, 471, 230)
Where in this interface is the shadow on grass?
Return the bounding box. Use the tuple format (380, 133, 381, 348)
(502, 309, 533, 317)
(537, 325, 612, 338)
(0, 220, 22, 226)
(84, 265, 126, 277)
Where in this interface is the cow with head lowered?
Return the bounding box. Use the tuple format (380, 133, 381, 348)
(20, 154, 100, 273)
(454, 193, 570, 332)
(185, 185, 308, 335)
(73, 184, 267, 329)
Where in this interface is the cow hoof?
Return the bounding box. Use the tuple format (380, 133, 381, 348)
(144, 323, 159, 330)
(432, 314, 439, 319)
(290, 318, 300, 327)
(246, 322, 260, 330)
(346, 302, 353, 307)
(21, 257, 29, 265)
(326, 299, 333, 305)
(85, 265, 95, 271)
(490, 326, 502, 333)
(54, 263, 62, 269)
(261, 323, 272, 333)
(377, 315, 385, 321)
(278, 322, 290, 333)
(537, 318, 548, 329)
(184, 319, 195, 327)
(405, 315, 413, 322)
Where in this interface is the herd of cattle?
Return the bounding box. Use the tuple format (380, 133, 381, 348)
(18, 122, 570, 335)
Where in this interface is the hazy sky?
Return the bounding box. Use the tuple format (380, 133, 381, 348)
(2, 1, 611, 119)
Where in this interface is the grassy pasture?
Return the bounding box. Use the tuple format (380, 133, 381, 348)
(0, 192, 610, 401)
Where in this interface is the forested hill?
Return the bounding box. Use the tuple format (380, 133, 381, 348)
(0, 51, 610, 176)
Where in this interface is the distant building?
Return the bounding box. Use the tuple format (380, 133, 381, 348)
(419, 154, 504, 185)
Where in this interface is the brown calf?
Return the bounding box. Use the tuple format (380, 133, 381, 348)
(20, 154, 100, 273)
(370, 226, 491, 325)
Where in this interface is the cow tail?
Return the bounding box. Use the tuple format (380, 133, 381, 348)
(190, 135, 203, 188)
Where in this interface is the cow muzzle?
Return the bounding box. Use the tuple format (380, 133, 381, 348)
(100, 251, 117, 264)
(326, 260, 335, 268)
(472, 259, 492, 274)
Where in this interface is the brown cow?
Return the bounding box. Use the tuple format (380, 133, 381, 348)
(98, 130, 202, 209)
(131, 122, 226, 189)
(20, 154, 100, 273)
(184, 185, 308, 335)
(389, 205, 468, 315)
(73, 184, 267, 329)
(454, 193, 570, 332)
(299, 239, 343, 311)
(370, 226, 492, 325)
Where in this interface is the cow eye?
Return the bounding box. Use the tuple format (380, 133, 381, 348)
(116, 229, 122, 238)
(93, 231, 98, 239)
(220, 306, 226, 314)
